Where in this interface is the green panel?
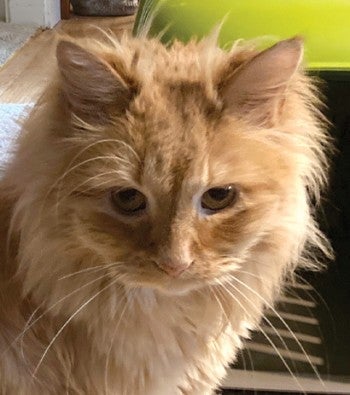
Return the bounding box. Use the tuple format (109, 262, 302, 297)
(134, 0, 350, 71)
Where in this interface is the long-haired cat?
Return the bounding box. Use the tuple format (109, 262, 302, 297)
(0, 30, 332, 394)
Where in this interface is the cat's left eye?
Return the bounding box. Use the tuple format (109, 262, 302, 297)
(110, 188, 147, 216)
(201, 185, 238, 213)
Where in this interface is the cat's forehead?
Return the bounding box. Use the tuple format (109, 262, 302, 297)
(128, 73, 220, 185)
(135, 94, 211, 194)
(134, 39, 226, 82)
(129, 39, 227, 117)
(96, 38, 286, 193)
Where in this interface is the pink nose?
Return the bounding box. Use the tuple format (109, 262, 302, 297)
(157, 261, 191, 277)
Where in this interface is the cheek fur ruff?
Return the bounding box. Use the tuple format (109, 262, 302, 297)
(0, 31, 332, 395)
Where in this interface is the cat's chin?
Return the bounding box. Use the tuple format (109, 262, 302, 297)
(139, 280, 202, 296)
(120, 273, 205, 296)
(155, 280, 203, 296)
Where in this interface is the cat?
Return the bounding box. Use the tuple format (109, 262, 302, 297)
(0, 30, 332, 395)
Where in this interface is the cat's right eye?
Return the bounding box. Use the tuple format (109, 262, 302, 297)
(200, 185, 239, 214)
(110, 188, 147, 216)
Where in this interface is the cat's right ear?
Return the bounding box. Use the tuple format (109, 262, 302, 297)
(220, 37, 303, 126)
(56, 41, 134, 122)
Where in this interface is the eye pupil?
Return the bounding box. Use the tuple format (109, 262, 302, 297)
(118, 189, 137, 202)
(111, 188, 147, 215)
(208, 188, 229, 201)
(201, 185, 238, 213)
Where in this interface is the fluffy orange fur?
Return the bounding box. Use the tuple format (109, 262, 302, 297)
(0, 31, 332, 394)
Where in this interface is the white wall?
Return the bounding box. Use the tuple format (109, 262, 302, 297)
(44, 0, 61, 27)
(8, 0, 60, 27)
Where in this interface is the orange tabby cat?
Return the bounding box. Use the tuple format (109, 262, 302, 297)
(0, 31, 331, 394)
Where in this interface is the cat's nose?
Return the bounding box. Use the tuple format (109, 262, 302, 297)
(156, 260, 192, 277)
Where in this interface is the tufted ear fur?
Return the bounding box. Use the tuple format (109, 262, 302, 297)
(220, 37, 303, 126)
(56, 41, 134, 123)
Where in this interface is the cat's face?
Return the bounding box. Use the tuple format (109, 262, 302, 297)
(12, 35, 320, 308)
(33, 37, 307, 296)
(60, 104, 291, 295)
(94, 158, 284, 294)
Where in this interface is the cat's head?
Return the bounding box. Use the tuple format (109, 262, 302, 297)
(11, 35, 329, 301)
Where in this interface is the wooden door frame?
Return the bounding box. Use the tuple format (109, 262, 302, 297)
(61, 0, 70, 19)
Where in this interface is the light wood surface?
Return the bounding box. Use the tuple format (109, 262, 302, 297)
(0, 15, 135, 104)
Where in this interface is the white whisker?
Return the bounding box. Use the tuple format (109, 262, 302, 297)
(293, 274, 335, 331)
(58, 262, 122, 281)
(265, 311, 318, 325)
(20, 305, 43, 361)
(245, 342, 323, 365)
(215, 284, 258, 383)
(215, 279, 306, 395)
(228, 274, 324, 387)
(224, 281, 299, 372)
(104, 287, 135, 395)
(55, 170, 122, 207)
(40, 139, 135, 217)
(260, 325, 322, 345)
(1, 273, 111, 359)
(45, 137, 140, 200)
(208, 285, 230, 328)
(32, 276, 123, 378)
(57, 155, 130, 184)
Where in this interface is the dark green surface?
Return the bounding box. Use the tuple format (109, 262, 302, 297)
(221, 392, 328, 395)
(314, 76, 350, 377)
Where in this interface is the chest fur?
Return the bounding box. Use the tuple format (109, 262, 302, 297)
(68, 289, 238, 395)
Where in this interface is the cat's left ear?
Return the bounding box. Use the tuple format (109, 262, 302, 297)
(220, 37, 303, 126)
(56, 40, 134, 122)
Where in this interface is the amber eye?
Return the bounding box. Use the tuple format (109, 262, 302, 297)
(201, 185, 238, 213)
(110, 188, 147, 215)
